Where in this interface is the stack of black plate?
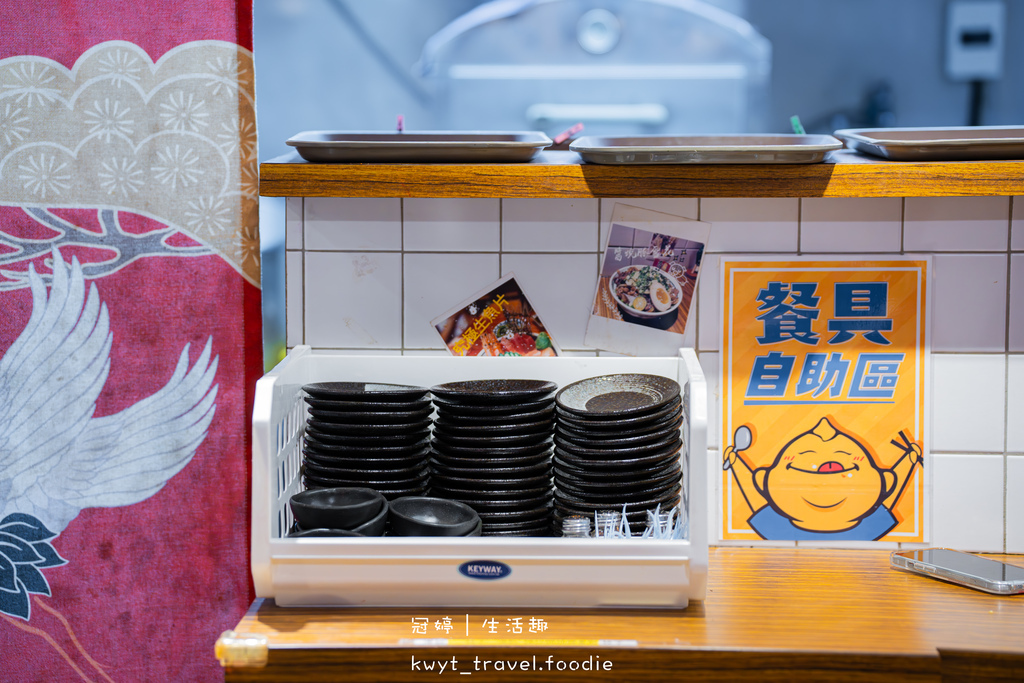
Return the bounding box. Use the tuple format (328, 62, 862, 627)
(301, 382, 432, 499)
(428, 379, 557, 537)
(552, 374, 684, 536)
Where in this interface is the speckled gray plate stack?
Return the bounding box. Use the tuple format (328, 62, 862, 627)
(428, 379, 557, 536)
(552, 374, 684, 535)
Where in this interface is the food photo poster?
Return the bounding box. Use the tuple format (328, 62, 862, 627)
(585, 203, 710, 356)
(432, 273, 560, 356)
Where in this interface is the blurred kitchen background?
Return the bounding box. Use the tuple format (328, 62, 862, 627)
(253, 0, 1024, 366)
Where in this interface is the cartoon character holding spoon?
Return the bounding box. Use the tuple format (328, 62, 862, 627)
(723, 417, 922, 540)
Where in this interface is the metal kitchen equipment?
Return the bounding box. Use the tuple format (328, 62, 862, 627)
(251, 347, 708, 608)
(415, 0, 771, 137)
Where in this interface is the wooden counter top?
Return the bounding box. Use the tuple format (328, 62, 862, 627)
(258, 150, 1024, 199)
(221, 548, 1024, 682)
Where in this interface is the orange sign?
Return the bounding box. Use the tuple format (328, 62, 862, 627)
(721, 259, 929, 543)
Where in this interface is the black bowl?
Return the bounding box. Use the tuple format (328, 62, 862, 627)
(388, 497, 481, 537)
(289, 487, 385, 531)
(350, 497, 390, 536)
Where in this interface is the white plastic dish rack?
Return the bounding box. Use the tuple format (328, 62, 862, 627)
(251, 346, 707, 608)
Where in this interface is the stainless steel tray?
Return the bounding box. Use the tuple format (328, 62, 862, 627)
(569, 134, 842, 164)
(834, 126, 1024, 161)
(286, 131, 552, 163)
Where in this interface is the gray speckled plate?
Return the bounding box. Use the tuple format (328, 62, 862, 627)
(555, 374, 680, 417)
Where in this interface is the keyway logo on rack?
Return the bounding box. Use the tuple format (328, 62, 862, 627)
(459, 560, 512, 580)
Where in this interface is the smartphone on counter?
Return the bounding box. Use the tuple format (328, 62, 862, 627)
(891, 548, 1024, 595)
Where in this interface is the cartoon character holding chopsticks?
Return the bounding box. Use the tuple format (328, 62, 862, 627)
(723, 417, 922, 541)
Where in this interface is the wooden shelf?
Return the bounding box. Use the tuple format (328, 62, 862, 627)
(222, 548, 1024, 682)
(259, 150, 1024, 199)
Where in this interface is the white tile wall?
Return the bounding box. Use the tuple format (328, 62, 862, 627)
(285, 250, 303, 346)
(304, 251, 403, 348)
(1012, 197, 1023, 251)
(403, 253, 500, 349)
(403, 198, 500, 252)
(284, 193, 1021, 549)
(931, 354, 1006, 453)
(1010, 254, 1024, 352)
(930, 453, 1004, 552)
(1007, 355, 1024, 453)
(599, 198, 699, 246)
(502, 198, 598, 252)
(904, 196, 1009, 252)
(500, 253, 598, 350)
(696, 253, 724, 352)
(1007, 455, 1024, 553)
(800, 197, 902, 253)
(701, 197, 798, 253)
(931, 253, 1007, 353)
(698, 351, 720, 450)
(285, 197, 302, 249)
(305, 197, 401, 251)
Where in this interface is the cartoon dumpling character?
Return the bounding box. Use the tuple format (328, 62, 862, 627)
(723, 417, 922, 541)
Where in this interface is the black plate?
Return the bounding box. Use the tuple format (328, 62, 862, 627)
(555, 397, 682, 430)
(303, 395, 432, 412)
(555, 374, 679, 418)
(304, 449, 430, 470)
(554, 459, 680, 487)
(304, 436, 430, 456)
(553, 444, 680, 472)
(483, 527, 551, 537)
(430, 484, 552, 501)
(430, 379, 557, 404)
(304, 460, 429, 480)
(429, 459, 551, 481)
(555, 479, 681, 505)
(430, 472, 552, 491)
(556, 412, 683, 442)
(451, 493, 553, 512)
(431, 395, 555, 417)
(430, 437, 553, 460)
(307, 416, 432, 435)
(476, 504, 553, 524)
(304, 469, 429, 489)
(301, 480, 428, 500)
(555, 418, 681, 450)
(434, 404, 555, 425)
(482, 518, 554, 533)
(432, 417, 555, 436)
(555, 488, 681, 513)
(305, 404, 433, 425)
(431, 428, 551, 449)
(307, 423, 428, 446)
(554, 434, 681, 460)
(303, 382, 429, 401)
(430, 450, 551, 470)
